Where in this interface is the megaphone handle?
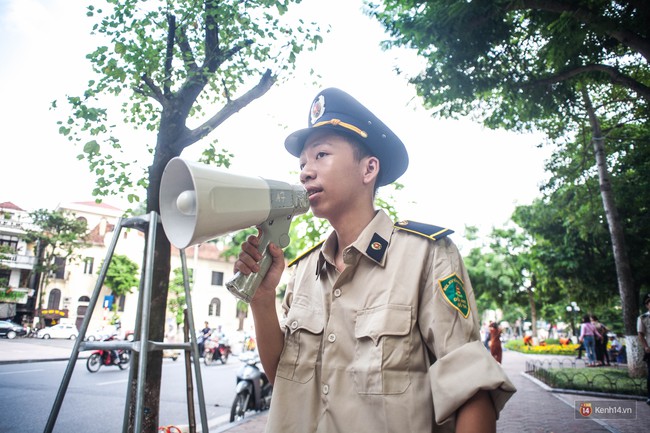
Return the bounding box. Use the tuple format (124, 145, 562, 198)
(226, 218, 290, 303)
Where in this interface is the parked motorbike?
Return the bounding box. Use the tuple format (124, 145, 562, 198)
(204, 338, 232, 366)
(229, 351, 272, 422)
(86, 335, 131, 373)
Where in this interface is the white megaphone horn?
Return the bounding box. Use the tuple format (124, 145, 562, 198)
(159, 157, 309, 303)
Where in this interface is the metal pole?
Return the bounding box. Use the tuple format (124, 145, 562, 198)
(180, 249, 209, 432)
(133, 212, 159, 432)
(44, 217, 125, 433)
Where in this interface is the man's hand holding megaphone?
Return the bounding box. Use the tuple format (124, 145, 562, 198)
(235, 234, 286, 305)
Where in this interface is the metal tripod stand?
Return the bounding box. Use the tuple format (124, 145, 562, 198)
(44, 212, 209, 433)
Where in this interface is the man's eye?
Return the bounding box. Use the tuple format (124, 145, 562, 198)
(316, 152, 327, 159)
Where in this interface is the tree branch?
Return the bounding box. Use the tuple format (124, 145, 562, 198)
(511, 0, 650, 62)
(204, 0, 221, 72)
(176, 24, 198, 74)
(522, 64, 650, 101)
(176, 69, 276, 150)
(141, 74, 165, 104)
(163, 14, 176, 97)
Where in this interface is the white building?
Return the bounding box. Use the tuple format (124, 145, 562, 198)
(0, 202, 36, 323)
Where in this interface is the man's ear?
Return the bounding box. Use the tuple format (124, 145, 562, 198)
(363, 156, 380, 185)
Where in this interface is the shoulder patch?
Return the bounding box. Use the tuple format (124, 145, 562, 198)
(288, 240, 325, 267)
(438, 273, 470, 318)
(394, 220, 454, 241)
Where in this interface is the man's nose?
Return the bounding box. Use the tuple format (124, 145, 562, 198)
(300, 161, 315, 183)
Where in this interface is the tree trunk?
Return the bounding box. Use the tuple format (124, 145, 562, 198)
(528, 287, 537, 341)
(582, 88, 639, 374)
(624, 335, 646, 378)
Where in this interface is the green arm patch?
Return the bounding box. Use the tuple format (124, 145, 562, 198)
(438, 273, 470, 318)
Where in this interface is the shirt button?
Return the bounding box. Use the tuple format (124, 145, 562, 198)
(333, 289, 341, 297)
(322, 384, 330, 395)
(290, 321, 298, 329)
(327, 333, 336, 343)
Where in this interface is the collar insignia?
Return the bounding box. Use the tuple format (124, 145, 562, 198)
(365, 233, 387, 263)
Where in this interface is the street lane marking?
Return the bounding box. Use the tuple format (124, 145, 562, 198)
(98, 379, 128, 385)
(0, 369, 45, 375)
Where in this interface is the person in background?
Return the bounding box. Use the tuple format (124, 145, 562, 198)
(197, 321, 211, 357)
(489, 322, 503, 364)
(579, 314, 602, 367)
(637, 293, 650, 405)
(234, 88, 516, 432)
(608, 334, 623, 364)
(590, 315, 610, 366)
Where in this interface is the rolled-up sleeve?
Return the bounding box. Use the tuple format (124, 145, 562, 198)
(430, 340, 516, 423)
(419, 238, 516, 425)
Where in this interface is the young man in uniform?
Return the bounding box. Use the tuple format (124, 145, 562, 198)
(234, 88, 516, 432)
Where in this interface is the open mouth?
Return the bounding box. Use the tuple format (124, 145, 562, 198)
(306, 186, 322, 198)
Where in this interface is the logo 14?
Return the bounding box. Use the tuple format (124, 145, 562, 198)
(580, 402, 593, 417)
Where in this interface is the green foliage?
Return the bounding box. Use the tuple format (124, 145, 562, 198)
(369, 0, 650, 333)
(0, 289, 24, 302)
(54, 0, 325, 204)
(167, 267, 193, 325)
(368, 0, 649, 135)
(23, 209, 90, 286)
(101, 254, 139, 296)
(541, 367, 646, 396)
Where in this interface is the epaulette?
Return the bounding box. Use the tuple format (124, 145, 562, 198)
(288, 240, 325, 267)
(394, 220, 454, 241)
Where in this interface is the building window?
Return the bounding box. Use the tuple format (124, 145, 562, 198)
(83, 257, 94, 275)
(48, 288, 62, 309)
(0, 235, 18, 252)
(0, 269, 10, 287)
(211, 271, 224, 286)
(53, 257, 66, 279)
(208, 298, 221, 317)
(118, 294, 126, 312)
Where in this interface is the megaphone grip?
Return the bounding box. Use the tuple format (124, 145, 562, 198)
(226, 249, 272, 303)
(226, 216, 285, 303)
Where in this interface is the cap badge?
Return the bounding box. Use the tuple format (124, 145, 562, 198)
(310, 95, 325, 125)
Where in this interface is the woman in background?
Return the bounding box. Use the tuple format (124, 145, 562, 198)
(489, 322, 503, 363)
(579, 314, 602, 367)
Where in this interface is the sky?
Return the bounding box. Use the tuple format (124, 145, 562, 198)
(0, 0, 552, 245)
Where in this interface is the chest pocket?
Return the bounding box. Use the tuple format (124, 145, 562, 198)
(277, 304, 324, 383)
(353, 304, 412, 395)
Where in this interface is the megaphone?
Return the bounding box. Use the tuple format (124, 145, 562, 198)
(159, 157, 309, 303)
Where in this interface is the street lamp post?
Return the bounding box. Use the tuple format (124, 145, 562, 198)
(566, 302, 580, 337)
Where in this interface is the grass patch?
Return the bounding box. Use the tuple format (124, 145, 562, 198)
(533, 366, 646, 397)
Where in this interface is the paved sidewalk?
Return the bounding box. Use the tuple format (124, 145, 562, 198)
(0, 337, 89, 364)
(2, 339, 647, 432)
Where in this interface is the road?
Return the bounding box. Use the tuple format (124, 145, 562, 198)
(0, 338, 242, 433)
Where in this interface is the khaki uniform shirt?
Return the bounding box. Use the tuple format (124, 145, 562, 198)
(265, 211, 515, 433)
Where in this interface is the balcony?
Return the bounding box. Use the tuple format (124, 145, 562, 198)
(0, 253, 37, 270)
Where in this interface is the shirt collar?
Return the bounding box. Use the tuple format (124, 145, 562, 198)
(316, 210, 394, 276)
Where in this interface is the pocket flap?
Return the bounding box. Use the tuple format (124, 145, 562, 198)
(284, 304, 324, 335)
(355, 304, 412, 345)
